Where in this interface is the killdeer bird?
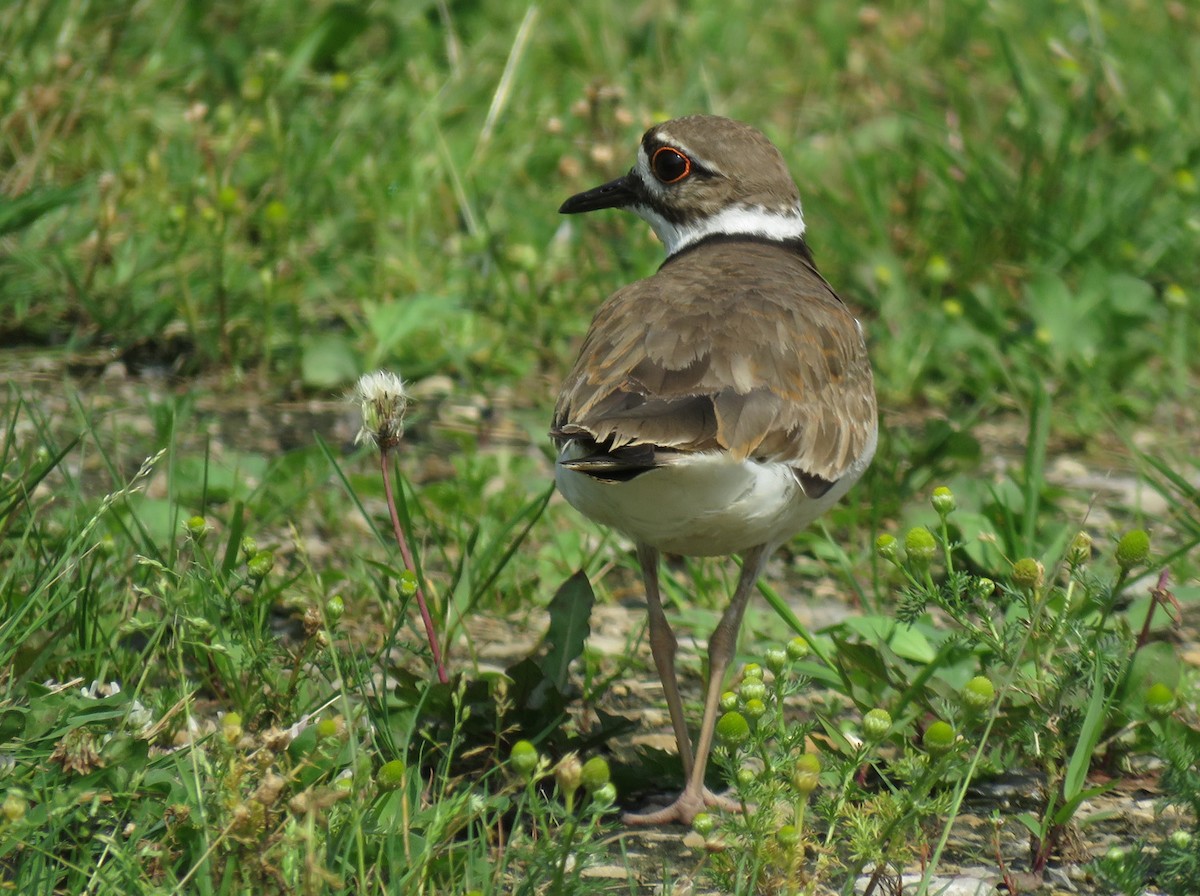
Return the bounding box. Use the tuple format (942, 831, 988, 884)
(551, 115, 877, 825)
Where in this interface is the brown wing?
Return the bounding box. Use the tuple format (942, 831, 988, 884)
(552, 240, 876, 483)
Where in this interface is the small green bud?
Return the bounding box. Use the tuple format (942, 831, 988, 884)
(1145, 682, 1175, 718)
(735, 766, 756, 787)
(743, 697, 767, 720)
(2, 793, 27, 823)
(554, 754, 583, 798)
(509, 740, 539, 778)
(1011, 558, 1044, 590)
(1170, 830, 1192, 849)
(962, 676, 996, 713)
(315, 717, 342, 740)
(715, 711, 751, 749)
(931, 486, 956, 517)
(764, 647, 788, 674)
(863, 708, 893, 741)
(1105, 846, 1126, 862)
(325, 595, 345, 624)
(580, 756, 611, 792)
(741, 663, 764, 682)
(875, 533, 899, 561)
(263, 199, 289, 228)
(1067, 531, 1092, 567)
(791, 753, 822, 795)
(247, 550, 275, 579)
(904, 528, 937, 568)
(786, 637, 809, 660)
(240, 535, 258, 557)
(719, 691, 739, 713)
(776, 823, 800, 847)
(217, 184, 241, 213)
(376, 759, 406, 790)
(971, 577, 996, 599)
(185, 515, 209, 539)
(399, 569, 418, 597)
(591, 782, 617, 806)
(923, 721, 956, 755)
(925, 254, 952, 284)
(692, 812, 717, 836)
(738, 680, 767, 703)
(1115, 530, 1150, 571)
(221, 712, 243, 743)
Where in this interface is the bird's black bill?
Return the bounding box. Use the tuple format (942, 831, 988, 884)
(558, 172, 639, 214)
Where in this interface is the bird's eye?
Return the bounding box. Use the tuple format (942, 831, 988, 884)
(651, 146, 692, 184)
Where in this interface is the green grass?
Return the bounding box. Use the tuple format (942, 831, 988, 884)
(2, 0, 1199, 893)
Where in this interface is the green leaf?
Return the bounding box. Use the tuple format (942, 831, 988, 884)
(1064, 662, 1110, 801)
(538, 570, 594, 692)
(0, 182, 85, 236)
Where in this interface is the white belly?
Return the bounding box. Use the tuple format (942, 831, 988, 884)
(555, 441, 874, 557)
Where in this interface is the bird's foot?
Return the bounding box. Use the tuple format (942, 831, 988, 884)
(621, 786, 744, 826)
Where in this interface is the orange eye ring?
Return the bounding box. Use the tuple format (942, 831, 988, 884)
(651, 146, 692, 184)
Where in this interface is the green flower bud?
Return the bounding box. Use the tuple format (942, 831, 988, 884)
(738, 681, 767, 703)
(962, 676, 996, 713)
(863, 708, 893, 741)
(786, 637, 809, 660)
(875, 533, 899, 561)
(1011, 558, 1044, 591)
(904, 528, 937, 569)
(555, 754, 583, 798)
(743, 698, 767, 720)
(741, 663, 764, 682)
(399, 569, 418, 598)
(315, 717, 343, 740)
(925, 254, 952, 284)
(376, 759, 406, 790)
(715, 711, 751, 749)
(509, 740, 539, 778)
(325, 595, 345, 624)
(1170, 830, 1192, 849)
(776, 823, 800, 847)
(591, 782, 617, 806)
(764, 647, 788, 674)
(240, 535, 258, 557)
(217, 185, 241, 213)
(1067, 531, 1092, 567)
(692, 812, 717, 836)
(735, 766, 756, 788)
(580, 756, 611, 792)
(1115, 530, 1150, 571)
(1145, 682, 1175, 718)
(248, 550, 275, 579)
(791, 753, 822, 795)
(719, 690, 739, 713)
(971, 577, 996, 599)
(931, 486, 956, 517)
(923, 721, 955, 755)
(2, 793, 27, 823)
(221, 712, 243, 743)
(185, 515, 209, 539)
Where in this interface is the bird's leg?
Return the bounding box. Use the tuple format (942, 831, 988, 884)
(624, 544, 771, 826)
(635, 542, 695, 778)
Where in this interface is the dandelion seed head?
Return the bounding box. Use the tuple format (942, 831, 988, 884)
(352, 371, 408, 452)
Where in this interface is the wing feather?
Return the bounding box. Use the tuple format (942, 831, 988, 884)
(552, 239, 876, 482)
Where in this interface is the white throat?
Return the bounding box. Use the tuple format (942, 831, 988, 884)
(634, 202, 807, 257)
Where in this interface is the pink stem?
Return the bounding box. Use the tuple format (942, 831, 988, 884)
(381, 451, 448, 683)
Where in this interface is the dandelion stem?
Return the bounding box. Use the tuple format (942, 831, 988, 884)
(381, 449, 448, 684)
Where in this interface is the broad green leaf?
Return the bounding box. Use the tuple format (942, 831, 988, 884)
(539, 570, 594, 692)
